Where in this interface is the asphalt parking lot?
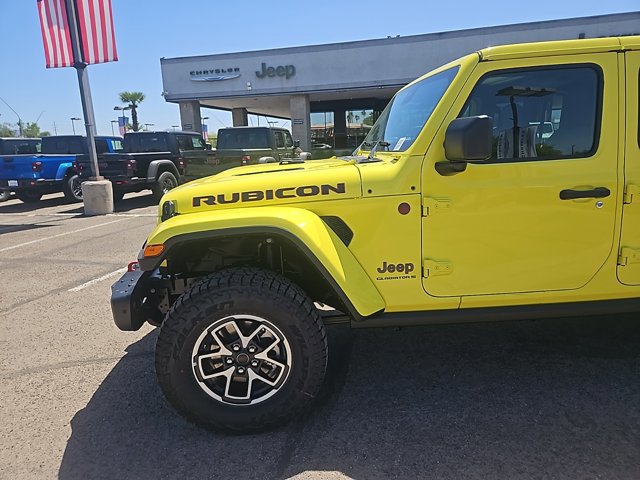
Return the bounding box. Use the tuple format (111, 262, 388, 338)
(1, 192, 639, 480)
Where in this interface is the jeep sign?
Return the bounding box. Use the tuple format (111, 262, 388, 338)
(255, 63, 296, 79)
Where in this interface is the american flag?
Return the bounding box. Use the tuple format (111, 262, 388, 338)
(37, 0, 74, 68)
(37, 0, 118, 68)
(118, 116, 128, 136)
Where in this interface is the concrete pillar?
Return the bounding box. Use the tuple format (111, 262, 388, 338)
(334, 109, 347, 149)
(289, 94, 311, 152)
(232, 108, 248, 126)
(82, 180, 113, 215)
(179, 100, 202, 133)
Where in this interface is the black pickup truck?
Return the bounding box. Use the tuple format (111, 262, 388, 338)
(78, 131, 214, 202)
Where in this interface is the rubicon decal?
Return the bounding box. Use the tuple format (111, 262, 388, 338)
(376, 261, 417, 281)
(193, 183, 346, 207)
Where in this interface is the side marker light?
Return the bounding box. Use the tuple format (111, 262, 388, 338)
(143, 244, 165, 258)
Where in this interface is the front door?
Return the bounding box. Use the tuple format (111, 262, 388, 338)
(618, 50, 640, 285)
(421, 53, 619, 297)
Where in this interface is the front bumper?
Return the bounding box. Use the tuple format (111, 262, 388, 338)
(111, 268, 167, 331)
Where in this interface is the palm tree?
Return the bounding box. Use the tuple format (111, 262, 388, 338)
(119, 91, 145, 131)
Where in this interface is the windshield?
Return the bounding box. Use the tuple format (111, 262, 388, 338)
(363, 65, 459, 152)
(124, 133, 169, 153)
(217, 128, 270, 149)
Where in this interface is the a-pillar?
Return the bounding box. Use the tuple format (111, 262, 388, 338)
(232, 108, 248, 126)
(289, 94, 311, 152)
(179, 100, 202, 133)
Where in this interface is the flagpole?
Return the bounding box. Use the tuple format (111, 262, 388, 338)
(64, 0, 102, 181)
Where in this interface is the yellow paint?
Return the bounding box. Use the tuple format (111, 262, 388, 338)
(618, 50, 640, 285)
(144, 36, 640, 318)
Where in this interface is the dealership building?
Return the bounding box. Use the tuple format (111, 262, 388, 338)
(160, 12, 639, 150)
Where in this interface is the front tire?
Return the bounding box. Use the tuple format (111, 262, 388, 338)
(152, 171, 178, 203)
(0, 189, 10, 202)
(155, 268, 328, 433)
(63, 174, 83, 202)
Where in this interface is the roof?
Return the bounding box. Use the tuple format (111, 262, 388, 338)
(480, 35, 640, 61)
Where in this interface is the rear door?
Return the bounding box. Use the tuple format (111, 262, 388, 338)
(179, 134, 215, 180)
(421, 52, 619, 298)
(618, 50, 640, 285)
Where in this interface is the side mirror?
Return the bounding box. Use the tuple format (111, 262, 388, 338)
(258, 156, 277, 164)
(205, 143, 212, 150)
(293, 140, 300, 148)
(444, 115, 492, 162)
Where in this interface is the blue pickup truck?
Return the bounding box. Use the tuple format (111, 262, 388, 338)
(0, 138, 42, 202)
(0, 135, 123, 203)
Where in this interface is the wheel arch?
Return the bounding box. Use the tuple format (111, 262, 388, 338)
(147, 160, 179, 180)
(140, 208, 386, 320)
(55, 161, 75, 180)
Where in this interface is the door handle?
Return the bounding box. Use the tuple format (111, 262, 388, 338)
(559, 187, 610, 200)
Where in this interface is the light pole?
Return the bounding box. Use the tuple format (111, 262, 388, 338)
(144, 123, 154, 131)
(71, 117, 81, 135)
(113, 106, 131, 134)
(110, 120, 118, 136)
(0, 96, 23, 136)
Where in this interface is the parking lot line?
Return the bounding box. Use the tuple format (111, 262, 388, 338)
(0, 218, 126, 253)
(68, 267, 127, 292)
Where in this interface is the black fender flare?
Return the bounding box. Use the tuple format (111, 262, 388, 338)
(147, 160, 179, 181)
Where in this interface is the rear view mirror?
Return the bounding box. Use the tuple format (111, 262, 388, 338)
(444, 116, 492, 162)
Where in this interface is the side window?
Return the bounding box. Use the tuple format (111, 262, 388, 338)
(95, 139, 108, 154)
(284, 132, 293, 148)
(176, 135, 191, 151)
(111, 139, 123, 152)
(191, 135, 205, 150)
(274, 131, 285, 148)
(459, 65, 601, 161)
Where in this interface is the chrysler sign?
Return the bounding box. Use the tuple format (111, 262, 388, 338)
(190, 67, 241, 81)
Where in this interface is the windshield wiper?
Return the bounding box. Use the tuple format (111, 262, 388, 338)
(365, 140, 390, 161)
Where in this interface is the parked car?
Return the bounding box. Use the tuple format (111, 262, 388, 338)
(0, 135, 122, 203)
(78, 131, 214, 202)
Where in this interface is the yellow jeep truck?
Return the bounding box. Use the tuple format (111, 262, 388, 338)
(111, 36, 640, 433)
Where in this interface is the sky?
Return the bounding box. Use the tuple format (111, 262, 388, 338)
(0, 0, 638, 136)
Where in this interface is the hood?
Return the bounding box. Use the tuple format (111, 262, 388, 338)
(164, 158, 362, 216)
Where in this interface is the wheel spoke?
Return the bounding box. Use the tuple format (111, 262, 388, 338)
(210, 329, 232, 356)
(257, 336, 280, 356)
(250, 364, 284, 387)
(254, 354, 286, 372)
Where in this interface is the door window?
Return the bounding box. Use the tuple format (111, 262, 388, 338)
(176, 135, 191, 151)
(191, 135, 205, 150)
(283, 131, 293, 148)
(459, 66, 601, 161)
(274, 131, 285, 148)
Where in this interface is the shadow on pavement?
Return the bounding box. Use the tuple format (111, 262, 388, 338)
(0, 223, 55, 235)
(114, 193, 158, 213)
(59, 316, 640, 480)
(0, 195, 75, 213)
